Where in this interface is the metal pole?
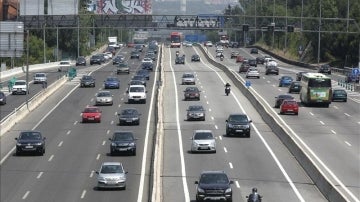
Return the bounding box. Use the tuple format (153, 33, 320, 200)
(56, 27, 59, 61)
(254, 0, 257, 43)
(77, 17, 80, 57)
(347, 0, 349, 32)
(284, 0, 287, 50)
(317, 0, 322, 64)
(26, 30, 29, 109)
(301, 0, 303, 31)
(272, 0, 275, 49)
(43, 25, 46, 63)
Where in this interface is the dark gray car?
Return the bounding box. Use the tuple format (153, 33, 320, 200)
(225, 114, 252, 137)
(118, 108, 141, 125)
(109, 131, 137, 156)
(15, 131, 46, 155)
(80, 75, 95, 87)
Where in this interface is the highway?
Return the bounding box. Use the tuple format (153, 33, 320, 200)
(0, 43, 359, 202)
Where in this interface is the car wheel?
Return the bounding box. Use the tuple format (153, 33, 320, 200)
(98, 119, 101, 123)
(344, 99, 347, 102)
(247, 133, 251, 138)
(16, 150, 21, 156)
(82, 119, 86, 123)
(133, 150, 136, 156)
(295, 112, 298, 115)
(137, 120, 140, 125)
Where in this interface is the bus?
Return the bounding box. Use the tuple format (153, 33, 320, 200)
(170, 32, 182, 48)
(300, 73, 332, 107)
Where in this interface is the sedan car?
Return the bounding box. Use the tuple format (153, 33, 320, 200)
(225, 113, 252, 137)
(82, 106, 102, 123)
(0, 91, 6, 105)
(90, 55, 102, 65)
(33, 72, 47, 84)
(190, 130, 216, 153)
(128, 80, 145, 86)
(280, 100, 299, 115)
(318, 64, 331, 74)
(136, 69, 150, 80)
(256, 56, 265, 64)
(274, 94, 294, 108)
(117, 62, 130, 74)
(80, 75, 95, 87)
(265, 65, 279, 75)
(332, 89, 347, 102)
(230, 51, 240, 59)
(278, 76, 293, 87)
(141, 62, 154, 71)
(76, 56, 86, 66)
(95, 91, 113, 106)
(96, 162, 127, 190)
(250, 48, 258, 54)
(248, 59, 257, 67)
(175, 55, 185, 64)
(236, 55, 245, 63)
(184, 86, 201, 100)
(118, 108, 141, 125)
(112, 55, 124, 65)
(130, 50, 140, 59)
(296, 71, 307, 81)
(288, 81, 302, 93)
(109, 131, 137, 155)
(181, 73, 196, 85)
(191, 54, 200, 62)
(239, 63, 250, 73)
(187, 105, 206, 121)
(15, 130, 46, 155)
(104, 77, 120, 89)
(245, 68, 260, 79)
(132, 75, 146, 86)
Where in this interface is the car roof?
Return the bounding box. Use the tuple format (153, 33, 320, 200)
(194, 129, 212, 133)
(200, 170, 226, 175)
(102, 162, 121, 166)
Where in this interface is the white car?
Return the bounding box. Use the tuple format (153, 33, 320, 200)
(191, 130, 216, 153)
(215, 46, 224, 53)
(246, 68, 260, 79)
(266, 59, 278, 67)
(141, 57, 153, 64)
(104, 52, 113, 59)
(205, 41, 213, 47)
(12, 80, 28, 95)
(127, 85, 147, 104)
(58, 61, 71, 72)
(33, 73, 47, 84)
(95, 90, 113, 106)
(96, 162, 127, 190)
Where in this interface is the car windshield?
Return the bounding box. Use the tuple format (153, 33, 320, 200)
(106, 78, 118, 82)
(186, 87, 198, 92)
(114, 132, 134, 141)
(20, 132, 41, 140)
(129, 87, 144, 92)
(194, 132, 213, 140)
(334, 90, 346, 95)
(15, 81, 26, 85)
(278, 95, 293, 99)
(121, 109, 137, 115)
(228, 115, 248, 123)
(189, 106, 203, 111)
(200, 173, 229, 184)
(84, 108, 99, 113)
(183, 74, 194, 78)
(284, 100, 297, 105)
(282, 76, 292, 80)
(100, 165, 123, 174)
(82, 76, 92, 80)
(35, 73, 45, 77)
(60, 61, 70, 65)
(97, 92, 111, 97)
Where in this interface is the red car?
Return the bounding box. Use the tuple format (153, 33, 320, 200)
(82, 106, 102, 123)
(127, 42, 135, 48)
(236, 55, 245, 63)
(280, 100, 299, 115)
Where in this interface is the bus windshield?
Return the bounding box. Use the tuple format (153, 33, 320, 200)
(308, 78, 331, 87)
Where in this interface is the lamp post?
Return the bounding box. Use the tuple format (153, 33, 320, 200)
(317, 0, 322, 64)
(272, 0, 275, 49)
(284, 0, 287, 51)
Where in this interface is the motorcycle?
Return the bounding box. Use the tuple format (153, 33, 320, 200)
(225, 86, 231, 96)
(246, 194, 262, 202)
(220, 55, 224, 61)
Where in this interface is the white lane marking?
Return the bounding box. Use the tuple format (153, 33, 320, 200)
(211, 116, 214, 120)
(37, 172, 43, 179)
(235, 181, 240, 188)
(66, 130, 71, 135)
(215, 125, 218, 130)
(118, 104, 121, 107)
(96, 154, 100, 160)
(80, 190, 86, 199)
(331, 130, 336, 134)
(224, 147, 228, 153)
(278, 89, 282, 91)
(89, 171, 94, 178)
(320, 121, 325, 125)
(309, 112, 314, 116)
(106, 130, 110, 134)
(344, 113, 350, 117)
(345, 141, 352, 146)
(48, 155, 54, 162)
(58, 141, 63, 147)
(22, 191, 30, 199)
(358, 122, 360, 125)
(204, 95, 207, 99)
(206, 101, 209, 104)
(114, 111, 117, 116)
(267, 80, 270, 83)
(102, 141, 106, 146)
(209, 108, 212, 112)
(333, 106, 339, 109)
(121, 97, 124, 101)
(218, 135, 222, 140)
(229, 162, 233, 169)
(90, 98, 94, 102)
(111, 120, 114, 125)
(74, 121, 78, 125)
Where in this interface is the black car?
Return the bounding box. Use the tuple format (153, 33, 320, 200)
(225, 113, 252, 137)
(229, 41, 239, 48)
(288, 81, 302, 93)
(332, 89, 347, 102)
(248, 59, 257, 67)
(195, 171, 233, 202)
(80, 75, 96, 87)
(256, 56, 265, 64)
(109, 131, 137, 156)
(90, 55, 102, 65)
(191, 54, 200, 62)
(15, 131, 46, 155)
(318, 64, 331, 74)
(175, 55, 185, 64)
(250, 48, 258, 54)
(296, 71, 307, 81)
(0, 91, 6, 105)
(130, 50, 140, 59)
(184, 86, 201, 100)
(118, 108, 141, 125)
(141, 62, 154, 71)
(148, 44, 158, 54)
(132, 75, 146, 86)
(265, 65, 279, 75)
(112, 55, 124, 65)
(136, 69, 150, 80)
(135, 44, 143, 52)
(274, 94, 294, 108)
(187, 105, 206, 121)
(76, 56, 86, 66)
(145, 53, 156, 61)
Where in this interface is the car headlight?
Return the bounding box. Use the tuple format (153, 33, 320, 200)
(16, 143, 22, 146)
(225, 187, 232, 193)
(228, 123, 233, 128)
(129, 142, 135, 147)
(197, 187, 205, 193)
(98, 177, 105, 181)
(111, 142, 116, 146)
(243, 125, 250, 129)
(34, 142, 43, 145)
(119, 175, 126, 181)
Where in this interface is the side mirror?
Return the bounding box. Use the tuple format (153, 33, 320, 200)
(95, 171, 99, 174)
(126, 90, 129, 93)
(229, 180, 234, 184)
(145, 90, 148, 93)
(108, 138, 112, 141)
(195, 181, 199, 184)
(225, 120, 228, 122)
(15, 138, 18, 140)
(43, 137, 46, 140)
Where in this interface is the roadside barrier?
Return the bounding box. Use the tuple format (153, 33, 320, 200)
(337, 79, 355, 91)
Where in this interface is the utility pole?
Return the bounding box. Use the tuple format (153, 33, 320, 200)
(317, 0, 322, 64)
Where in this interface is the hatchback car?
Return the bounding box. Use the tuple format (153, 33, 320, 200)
(104, 77, 120, 89)
(230, 51, 240, 59)
(318, 64, 331, 74)
(274, 94, 294, 108)
(80, 75, 95, 87)
(195, 171, 233, 202)
(190, 130, 216, 153)
(186, 105, 205, 121)
(184, 87, 201, 100)
(109, 131, 137, 155)
(141, 62, 154, 71)
(332, 89, 347, 102)
(96, 162, 127, 190)
(175, 55, 185, 64)
(82, 106, 102, 123)
(95, 91, 113, 106)
(181, 73, 196, 85)
(256, 56, 265, 64)
(15, 130, 46, 155)
(248, 59, 257, 67)
(239, 63, 250, 73)
(117, 62, 130, 74)
(225, 114, 252, 137)
(76, 56, 86, 66)
(118, 108, 141, 125)
(280, 100, 299, 115)
(288, 81, 302, 93)
(191, 54, 200, 62)
(136, 69, 150, 80)
(132, 75, 146, 87)
(112, 55, 124, 65)
(128, 80, 145, 86)
(130, 50, 140, 59)
(245, 68, 260, 79)
(278, 76, 293, 87)
(0, 91, 6, 105)
(236, 55, 245, 63)
(265, 65, 279, 75)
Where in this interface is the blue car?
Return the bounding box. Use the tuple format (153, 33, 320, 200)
(104, 77, 120, 89)
(279, 76, 293, 87)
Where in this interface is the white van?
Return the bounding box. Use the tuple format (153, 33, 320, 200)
(127, 85, 147, 104)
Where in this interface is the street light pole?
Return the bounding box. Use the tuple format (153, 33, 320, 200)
(284, 0, 287, 51)
(317, 0, 322, 64)
(272, 0, 275, 49)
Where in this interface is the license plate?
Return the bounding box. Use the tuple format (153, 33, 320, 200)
(119, 148, 128, 151)
(236, 130, 243, 132)
(106, 181, 117, 184)
(25, 145, 33, 149)
(288, 109, 293, 111)
(200, 146, 209, 150)
(126, 119, 133, 122)
(88, 117, 94, 120)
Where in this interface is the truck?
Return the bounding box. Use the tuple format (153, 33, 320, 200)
(133, 31, 149, 46)
(170, 32, 183, 48)
(108, 36, 120, 49)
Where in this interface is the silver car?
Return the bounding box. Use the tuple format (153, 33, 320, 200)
(96, 162, 127, 190)
(245, 68, 260, 79)
(191, 130, 216, 153)
(187, 105, 206, 121)
(33, 73, 47, 84)
(182, 73, 196, 85)
(95, 91, 113, 106)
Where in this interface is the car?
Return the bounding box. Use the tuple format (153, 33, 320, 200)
(230, 51, 240, 59)
(215, 46, 224, 53)
(280, 100, 299, 115)
(264, 55, 272, 63)
(132, 75, 146, 86)
(204, 41, 213, 47)
(345, 72, 360, 83)
(318, 64, 331, 74)
(184, 86, 201, 100)
(130, 50, 140, 59)
(190, 130, 216, 153)
(195, 171, 233, 202)
(181, 73, 196, 85)
(15, 130, 45, 155)
(104, 77, 120, 89)
(58, 60, 71, 71)
(183, 41, 193, 47)
(141, 61, 154, 71)
(250, 48, 258, 54)
(12, 80, 28, 95)
(288, 81, 302, 93)
(112, 55, 124, 65)
(136, 69, 150, 80)
(118, 108, 141, 125)
(148, 44, 158, 54)
(296, 71, 307, 81)
(95, 162, 127, 190)
(145, 52, 156, 61)
(256, 56, 265, 64)
(239, 63, 250, 73)
(175, 55, 185, 64)
(90, 55, 102, 65)
(33, 72, 47, 84)
(248, 59, 257, 67)
(216, 52, 224, 58)
(279, 76, 293, 87)
(141, 57, 153, 64)
(187, 105, 206, 121)
(236, 55, 245, 63)
(106, 46, 116, 54)
(103, 52, 113, 59)
(274, 94, 294, 108)
(191, 54, 200, 62)
(332, 89, 347, 102)
(128, 80, 145, 86)
(245, 68, 260, 79)
(225, 113, 252, 137)
(0, 91, 6, 105)
(76, 56, 86, 66)
(265, 65, 279, 75)
(229, 41, 239, 48)
(135, 44, 143, 52)
(265, 59, 278, 67)
(82, 106, 102, 123)
(127, 42, 135, 48)
(127, 85, 147, 104)
(109, 131, 137, 155)
(80, 75, 95, 87)
(117, 62, 130, 74)
(95, 91, 113, 106)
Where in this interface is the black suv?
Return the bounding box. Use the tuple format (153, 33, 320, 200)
(15, 131, 46, 155)
(225, 113, 252, 137)
(318, 64, 331, 74)
(76, 56, 86, 66)
(90, 55, 102, 65)
(265, 65, 279, 75)
(109, 131, 137, 156)
(80, 75, 96, 87)
(195, 171, 233, 202)
(175, 55, 185, 64)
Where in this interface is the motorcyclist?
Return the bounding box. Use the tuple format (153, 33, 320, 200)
(225, 82, 231, 95)
(247, 187, 262, 202)
(220, 53, 224, 60)
(225, 83, 231, 88)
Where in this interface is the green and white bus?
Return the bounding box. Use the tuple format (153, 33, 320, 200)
(300, 73, 332, 107)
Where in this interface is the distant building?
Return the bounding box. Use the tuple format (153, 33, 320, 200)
(1, 0, 19, 21)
